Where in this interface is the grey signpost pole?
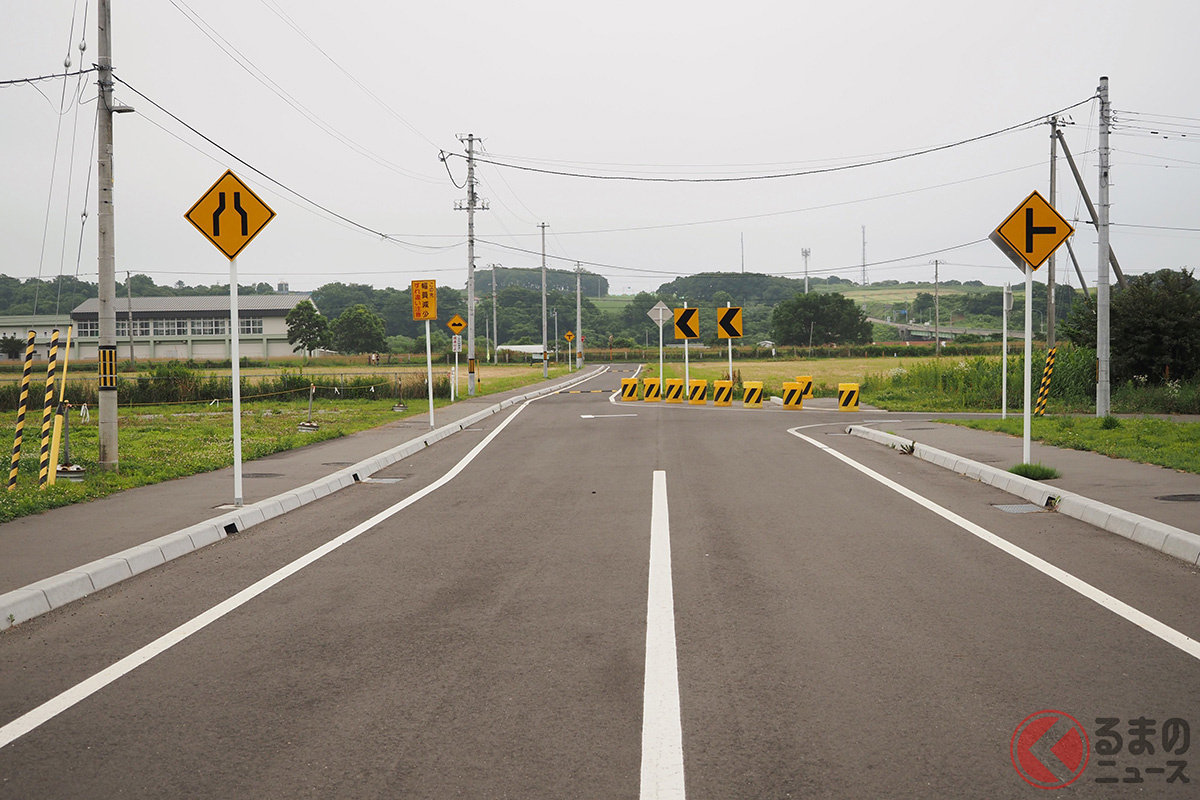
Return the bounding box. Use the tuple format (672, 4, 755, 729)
(230, 258, 243, 506)
(1023, 266, 1032, 464)
(647, 302, 670, 385)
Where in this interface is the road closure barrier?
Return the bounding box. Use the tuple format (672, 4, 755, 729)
(664, 378, 685, 403)
(743, 381, 763, 408)
(643, 378, 661, 402)
(795, 375, 814, 399)
(620, 378, 639, 401)
(713, 380, 733, 407)
(838, 383, 860, 411)
(782, 382, 804, 409)
(688, 380, 707, 405)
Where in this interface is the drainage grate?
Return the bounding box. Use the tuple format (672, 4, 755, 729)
(993, 503, 1046, 514)
(322, 461, 354, 467)
(242, 473, 283, 479)
(1156, 494, 1200, 502)
(359, 477, 404, 484)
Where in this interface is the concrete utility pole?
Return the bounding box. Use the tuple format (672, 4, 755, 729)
(540, 222, 548, 379)
(575, 262, 582, 369)
(933, 259, 940, 359)
(1047, 117, 1058, 348)
(802, 248, 811, 294)
(455, 134, 487, 396)
(1055, 128, 1128, 290)
(96, 0, 118, 471)
(1096, 76, 1112, 417)
(861, 226, 868, 286)
(491, 264, 498, 364)
(126, 272, 135, 363)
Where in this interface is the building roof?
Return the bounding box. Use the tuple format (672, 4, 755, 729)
(71, 293, 311, 317)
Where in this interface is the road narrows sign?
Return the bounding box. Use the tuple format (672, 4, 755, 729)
(717, 307, 743, 339)
(990, 190, 1074, 271)
(184, 170, 276, 260)
(673, 307, 699, 339)
(446, 314, 466, 334)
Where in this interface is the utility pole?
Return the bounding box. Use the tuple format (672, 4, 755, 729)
(801, 247, 811, 294)
(96, 0, 118, 471)
(1055, 127, 1128, 289)
(933, 259, 940, 358)
(126, 271, 135, 363)
(540, 222, 548, 379)
(740, 233, 745, 273)
(1047, 117, 1058, 348)
(575, 262, 582, 370)
(455, 134, 487, 396)
(1097, 76, 1112, 417)
(491, 264, 498, 364)
(861, 226, 868, 286)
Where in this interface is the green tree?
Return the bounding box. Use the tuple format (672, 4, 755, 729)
(771, 292, 872, 346)
(1, 333, 26, 359)
(331, 304, 387, 354)
(285, 300, 330, 356)
(1061, 268, 1200, 382)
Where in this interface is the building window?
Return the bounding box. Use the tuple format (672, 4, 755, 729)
(153, 319, 189, 336)
(239, 317, 263, 334)
(190, 318, 228, 336)
(117, 320, 150, 338)
(75, 320, 99, 337)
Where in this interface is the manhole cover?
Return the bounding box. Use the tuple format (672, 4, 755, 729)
(1156, 494, 1200, 502)
(322, 461, 354, 467)
(242, 473, 283, 479)
(993, 503, 1046, 514)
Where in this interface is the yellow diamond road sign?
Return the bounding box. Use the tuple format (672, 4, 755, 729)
(990, 190, 1074, 271)
(446, 314, 466, 334)
(185, 170, 276, 260)
(565, 330, 575, 342)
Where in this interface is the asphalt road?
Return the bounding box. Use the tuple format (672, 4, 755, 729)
(2, 366, 1199, 798)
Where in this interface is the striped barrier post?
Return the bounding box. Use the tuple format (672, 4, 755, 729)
(664, 378, 685, 403)
(743, 380, 763, 408)
(837, 382, 860, 412)
(620, 377, 639, 401)
(643, 378, 661, 402)
(8, 331, 37, 491)
(1034, 347, 1057, 416)
(782, 381, 803, 409)
(795, 375, 814, 399)
(688, 379, 707, 405)
(713, 380, 733, 407)
(38, 330, 60, 488)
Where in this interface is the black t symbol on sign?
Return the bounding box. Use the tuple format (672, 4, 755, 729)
(212, 192, 249, 237)
(1025, 207, 1056, 253)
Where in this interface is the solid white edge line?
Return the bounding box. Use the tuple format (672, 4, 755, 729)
(787, 428, 1200, 662)
(0, 396, 547, 751)
(640, 470, 686, 799)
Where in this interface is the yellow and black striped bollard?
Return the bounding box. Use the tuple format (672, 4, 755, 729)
(1035, 347, 1057, 416)
(38, 330, 60, 488)
(8, 331, 37, 491)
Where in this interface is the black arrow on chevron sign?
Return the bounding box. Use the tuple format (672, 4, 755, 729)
(675, 308, 699, 339)
(718, 307, 742, 338)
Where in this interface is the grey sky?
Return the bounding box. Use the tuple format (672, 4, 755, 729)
(2, 1, 1198, 302)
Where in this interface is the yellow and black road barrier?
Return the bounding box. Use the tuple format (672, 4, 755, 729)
(795, 375, 814, 399)
(688, 380, 707, 405)
(1035, 348, 1057, 416)
(643, 378, 661, 402)
(743, 381, 764, 408)
(782, 382, 804, 409)
(713, 380, 733, 406)
(38, 330, 60, 488)
(838, 382, 860, 412)
(664, 378, 685, 403)
(620, 378, 639, 401)
(8, 331, 36, 491)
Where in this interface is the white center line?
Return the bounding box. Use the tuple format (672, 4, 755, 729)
(640, 470, 686, 799)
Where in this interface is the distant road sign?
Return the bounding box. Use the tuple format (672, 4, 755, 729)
(411, 280, 437, 321)
(447, 314, 466, 334)
(452, 334, 462, 353)
(647, 301, 671, 326)
(565, 330, 575, 342)
(184, 170, 276, 260)
(717, 307, 743, 339)
(673, 307, 699, 339)
(990, 190, 1074, 271)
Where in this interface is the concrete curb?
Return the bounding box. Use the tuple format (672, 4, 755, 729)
(0, 369, 604, 630)
(846, 424, 1200, 568)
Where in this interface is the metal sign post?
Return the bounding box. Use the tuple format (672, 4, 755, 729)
(412, 280, 438, 428)
(647, 301, 671, 383)
(230, 257, 243, 504)
(1002, 282, 1012, 420)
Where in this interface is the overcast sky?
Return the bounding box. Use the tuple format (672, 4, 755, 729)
(2, 1, 1198, 306)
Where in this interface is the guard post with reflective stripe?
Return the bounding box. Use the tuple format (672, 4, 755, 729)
(838, 382, 860, 412)
(782, 381, 803, 409)
(795, 375, 814, 399)
(620, 377, 639, 401)
(38, 330, 60, 488)
(98, 345, 118, 390)
(743, 380, 763, 408)
(8, 331, 37, 491)
(688, 379, 707, 405)
(643, 378, 661, 402)
(1034, 348, 1057, 416)
(713, 380, 733, 406)
(664, 378, 685, 403)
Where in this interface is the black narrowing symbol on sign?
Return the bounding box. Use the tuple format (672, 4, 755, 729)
(676, 308, 698, 338)
(1025, 207, 1057, 253)
(212, 192, 250, 237)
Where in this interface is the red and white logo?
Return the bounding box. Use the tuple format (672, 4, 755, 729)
(1011, 709, 1091, 789)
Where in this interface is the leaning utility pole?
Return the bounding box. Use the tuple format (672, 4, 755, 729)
(1096, 77, 1112, 416)
(455, 133, 487, 396)
(1047, 117, 1059, 347)
(1055, 127, 1127, 290)
(540, 222, 548, 379)
(802, 248, 811, 294)
(96, 0, 118, 471)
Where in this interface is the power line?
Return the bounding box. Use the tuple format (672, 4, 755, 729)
(444, 98, 1096, 183)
